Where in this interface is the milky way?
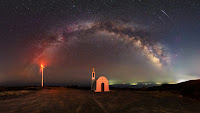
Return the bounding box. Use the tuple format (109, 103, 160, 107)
(0, 0, 200, 86)
(16, 20, 172, 85)
(33, 20, 170, 69)
(66, 21, 170, 68)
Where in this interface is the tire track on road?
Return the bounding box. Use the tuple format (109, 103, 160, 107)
(92, 97, 108, 113)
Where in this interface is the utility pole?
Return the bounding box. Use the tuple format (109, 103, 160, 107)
(41, 64, 44, 87)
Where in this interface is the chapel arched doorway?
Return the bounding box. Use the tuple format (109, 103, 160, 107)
(101, 83, 104, 92)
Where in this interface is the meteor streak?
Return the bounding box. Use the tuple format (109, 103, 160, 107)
(161, 10, 173, 23)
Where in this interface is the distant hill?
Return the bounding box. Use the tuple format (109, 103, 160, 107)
(147, 79, 200, 99)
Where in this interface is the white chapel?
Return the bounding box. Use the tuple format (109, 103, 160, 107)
(91, 68, 110, 92)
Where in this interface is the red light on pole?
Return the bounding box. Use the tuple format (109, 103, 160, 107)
(41, 64, 45, 87)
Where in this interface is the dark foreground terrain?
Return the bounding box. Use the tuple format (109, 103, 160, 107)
(0, 87, 200, 113)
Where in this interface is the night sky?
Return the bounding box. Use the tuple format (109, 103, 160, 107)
(0, 0, 200, 86)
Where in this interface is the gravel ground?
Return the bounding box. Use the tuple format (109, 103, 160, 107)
(0, 87, 199, 113)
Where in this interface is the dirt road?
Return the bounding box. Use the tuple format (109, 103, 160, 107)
(0, 87, 199, 113)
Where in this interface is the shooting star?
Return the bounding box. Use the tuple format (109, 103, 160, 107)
(161, 10, 174, 23)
